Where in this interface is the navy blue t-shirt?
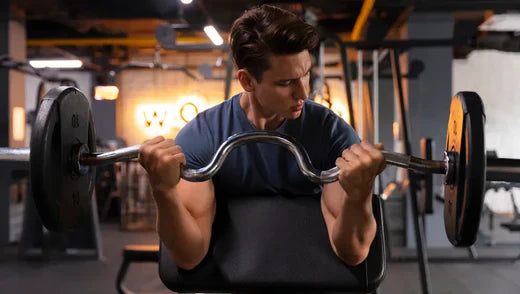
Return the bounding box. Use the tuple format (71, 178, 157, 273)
(175, 93, 360, 196)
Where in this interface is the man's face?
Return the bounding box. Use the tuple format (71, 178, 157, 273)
(252, 50, 312, 119)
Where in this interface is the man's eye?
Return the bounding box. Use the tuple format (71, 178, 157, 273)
(278, 81, 291, 86)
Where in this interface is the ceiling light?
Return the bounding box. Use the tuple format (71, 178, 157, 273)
(180, 0, 193, 4)
(29, 59, 83, 69)
(204, 25, 224, 46)
(94, 86, 119, 100)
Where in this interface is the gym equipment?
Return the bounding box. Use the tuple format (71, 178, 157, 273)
(419, 138, 434, 214)
(117, 245, 159, 294)
(0, 87, 519, 247)
(159, 194, 386, 293)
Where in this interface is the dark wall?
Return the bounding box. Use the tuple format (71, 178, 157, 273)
(378, 78, 397, 181)
(90, 99, 117, 141)
(406, 12, 453, 247)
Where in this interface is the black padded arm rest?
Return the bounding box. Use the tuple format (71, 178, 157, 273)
(159, 194, 386, 293)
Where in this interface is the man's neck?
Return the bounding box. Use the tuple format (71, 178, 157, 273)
(240, 92, 285, 130)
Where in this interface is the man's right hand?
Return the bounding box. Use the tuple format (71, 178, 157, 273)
(139, 136, 215, 270)
(138, 136, 186, 193)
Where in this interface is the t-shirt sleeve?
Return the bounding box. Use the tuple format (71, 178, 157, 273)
(322, 111, 361, 169)
(174, 112, 215, 169)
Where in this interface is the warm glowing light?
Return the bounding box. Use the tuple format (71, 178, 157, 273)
(381, 182, 397, 200)
(94, 86, 119, 100)
(316, 98, 330, 108)
(12, 107, 25, 141)
(29, 59, 83, 69)
(135, 95, 210, 137)
(180, 102, 198, 122)
(172, 95, 208, 128)
(136, 104, 176, 137)
(204, 25, 224, 46)
(393, 122, 400, 140)
(180, 0, 193, 4)
(330, 102, 351, 125)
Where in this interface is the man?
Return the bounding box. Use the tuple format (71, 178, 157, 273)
(138, 5, 386, 270)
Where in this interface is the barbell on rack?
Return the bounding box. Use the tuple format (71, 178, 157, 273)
(0, 87, 519, 246)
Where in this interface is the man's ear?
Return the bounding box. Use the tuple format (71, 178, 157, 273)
(237, 69, 256, 92)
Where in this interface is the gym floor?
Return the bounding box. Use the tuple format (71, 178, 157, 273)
(0, 223, 518, 294)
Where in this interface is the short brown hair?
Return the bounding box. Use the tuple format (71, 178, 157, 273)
(230, 5, 319, 81)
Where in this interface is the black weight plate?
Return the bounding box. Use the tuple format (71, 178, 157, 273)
(30, 87, 96, 232)
(443, 92, 486, 246)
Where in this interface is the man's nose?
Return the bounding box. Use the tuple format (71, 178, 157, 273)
(292, 78, 308, 100)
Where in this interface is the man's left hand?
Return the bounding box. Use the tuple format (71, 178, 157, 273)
(335, 141, 386, 203)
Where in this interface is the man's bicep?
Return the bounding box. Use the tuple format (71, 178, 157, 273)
(321, 181, 345, 219)
(176, 179, 216, 231)
(175, 114, 215, 170)
(321, 181, 346, 254)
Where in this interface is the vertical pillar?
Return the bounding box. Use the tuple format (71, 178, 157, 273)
(0, 6, 27, 245)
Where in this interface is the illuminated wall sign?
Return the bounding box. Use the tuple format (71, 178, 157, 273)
(143, 110, 168, 127)
(180, 102, 198, 123)
(135, 95, 209, 137)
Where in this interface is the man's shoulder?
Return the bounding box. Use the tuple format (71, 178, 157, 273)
(177, 93, 240, 138)
(302, 99, 339, 124)
(301, 99, 356, 137)
(198, 93, 239, 119)
(175, 93, 242, 167)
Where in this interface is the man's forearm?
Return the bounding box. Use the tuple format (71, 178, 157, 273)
(332, 191, 377, 266)
(154, 188, 207, 270)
